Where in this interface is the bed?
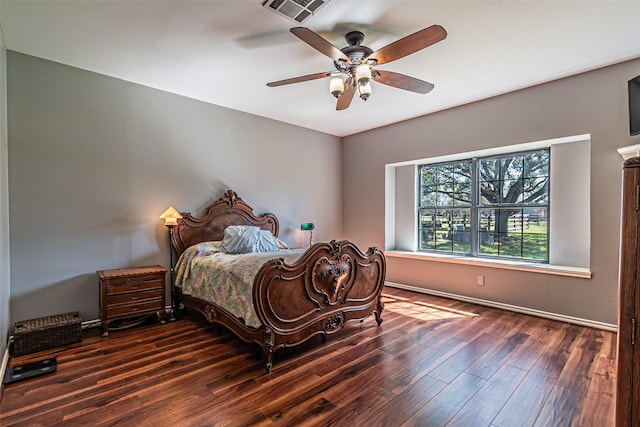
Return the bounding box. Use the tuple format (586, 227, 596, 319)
(170, 190, 386, 373)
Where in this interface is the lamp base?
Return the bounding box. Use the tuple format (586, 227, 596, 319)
(164, 304, 185, 322)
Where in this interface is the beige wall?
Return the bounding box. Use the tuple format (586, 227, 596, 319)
(7, 51, 342, 324)
(342, 57, 640, 325)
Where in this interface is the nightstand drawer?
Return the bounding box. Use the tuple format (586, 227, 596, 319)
(106, 289, 163, 305)
(106, 280, 163, 295)
(106, 299, 163, 317)
(104, 272, 164, 286)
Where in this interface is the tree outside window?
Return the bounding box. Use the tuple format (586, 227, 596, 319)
(418, 149, 549, 262)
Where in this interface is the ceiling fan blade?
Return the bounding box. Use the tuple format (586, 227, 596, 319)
(291, 27, 349, 62)
(373, 70, 435, 94)
(267, 71, 332, 87)
(336, 84, 355, 111)
(368, 25, 447, 65)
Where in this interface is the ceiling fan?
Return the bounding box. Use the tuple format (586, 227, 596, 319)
(266, 25, 447, 110)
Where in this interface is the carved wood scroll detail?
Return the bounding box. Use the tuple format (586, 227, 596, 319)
(263, 327, 274, 354)
(325, 313, 344, 330)
(327, 240, 341, 256)
(263, 327, 275, 373)
(220, 189, 241, 207)
(312, 255, 353, 305)
(204, 305, 217, 321)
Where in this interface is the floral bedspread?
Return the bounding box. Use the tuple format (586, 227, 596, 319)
(174, 241, 305, 328)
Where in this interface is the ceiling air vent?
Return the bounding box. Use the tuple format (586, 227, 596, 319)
(262, 0, 331, 23)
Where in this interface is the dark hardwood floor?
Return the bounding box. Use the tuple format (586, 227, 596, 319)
(0, 287, 616, 426)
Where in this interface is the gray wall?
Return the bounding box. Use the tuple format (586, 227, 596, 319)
(7, 51, 342, 324)
(0, 15, 9, 358)
(343, 57, 640, 325)
(7, 48, 640, 330)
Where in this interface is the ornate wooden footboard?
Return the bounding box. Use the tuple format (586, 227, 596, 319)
(171, 190, 385, 373)
(254, 239, 385, 373)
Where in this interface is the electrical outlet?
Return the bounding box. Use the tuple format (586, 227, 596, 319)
(477, 275, 485, 286)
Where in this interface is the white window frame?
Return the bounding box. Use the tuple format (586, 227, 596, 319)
(384, 134, 591, 278)
(417, 149, 550, 262)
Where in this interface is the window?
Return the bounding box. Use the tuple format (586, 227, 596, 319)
(418, 149, 549, 262)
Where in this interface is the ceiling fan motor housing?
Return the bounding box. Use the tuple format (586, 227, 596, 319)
(334, 30, 375, 78)
(344, 30, 365, 46)
(340, 45, 373, 63)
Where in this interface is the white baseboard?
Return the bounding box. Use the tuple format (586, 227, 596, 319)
(385, 281, 617, 332)
(1, 336, 11, 394)
(79, 304, 175, 331)
(81, 319, 101, 329)
(79, 307, 172, 331)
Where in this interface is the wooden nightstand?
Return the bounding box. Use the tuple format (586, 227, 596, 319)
(97, 265, 168, 337)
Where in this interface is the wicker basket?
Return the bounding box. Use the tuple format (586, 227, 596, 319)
(13, 312, 82, 356)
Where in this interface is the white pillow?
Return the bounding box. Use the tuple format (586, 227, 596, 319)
(222, 225, 281, 254)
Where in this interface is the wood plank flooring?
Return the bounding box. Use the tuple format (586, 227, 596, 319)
(0, 287, 617, 426)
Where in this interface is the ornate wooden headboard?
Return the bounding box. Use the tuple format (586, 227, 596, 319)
(171, 190, 279, 258)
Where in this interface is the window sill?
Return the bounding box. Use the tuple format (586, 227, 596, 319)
(384, 250, 591, 279)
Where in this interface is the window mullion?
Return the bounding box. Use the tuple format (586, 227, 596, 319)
(470, 158, 479, 257)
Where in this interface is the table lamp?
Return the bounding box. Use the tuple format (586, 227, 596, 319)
(301, 223, 314, 247)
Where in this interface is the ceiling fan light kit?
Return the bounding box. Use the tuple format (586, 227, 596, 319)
(358, 80, 372, 101)
(354, 63, 372, 101)
(329, 74, 345, 98)
(266, 25, 447, 110)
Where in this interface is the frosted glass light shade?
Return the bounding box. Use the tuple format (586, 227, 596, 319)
(355, 64, 371, 85)
(358, 81, 372, 100)
(160, 206, 182, 226)
(329, 76, 344, 98)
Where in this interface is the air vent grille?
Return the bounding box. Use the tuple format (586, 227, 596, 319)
(262, 0, 331, 23)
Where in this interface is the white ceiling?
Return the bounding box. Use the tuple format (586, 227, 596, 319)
(1, 0, 640, 137)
